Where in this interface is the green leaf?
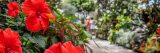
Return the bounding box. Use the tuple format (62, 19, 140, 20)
(22, 47, 30, 53)
(79, 30, 91, 42)
(50, 36, 58, 44)
(53, 9, 63, 18)
(27, 35, 46, 49)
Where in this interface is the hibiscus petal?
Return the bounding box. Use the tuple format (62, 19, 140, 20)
(3, 28, 22, 53)
(7, 2, 19, 18)
(7, 2, 19, 10)
(11, 2, 19, 10)
(61, 45, 70, 53)
(37, 1, 51, 13)
(62, 41, 84, 53)
(3, 28, 21, 46)
(40, 17, 49, 32)
(44, 42, 62, 53)
(22, 0, 50, 16)
(7, 2, 14, 10)
(0, 44, 5, 53)
(39, 4, 55, 20)
(7, 10, 14, 17)
(31, 0, 45, 5)
(74, 46, 84, 53)
(62, 41, 72, 53)
(0, 29, 5, 53)
(7, 10, 19, 18)
(22, 0, 36, 16)
(45, 41, 84, 53)
(22, 0, 56, 32)
(12, 31, 22, 53)
(25, 15, 43, 32)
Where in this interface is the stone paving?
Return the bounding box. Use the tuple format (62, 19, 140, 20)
(85, 38, 135, 53)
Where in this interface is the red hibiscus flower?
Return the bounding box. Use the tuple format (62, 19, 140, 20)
(44, 41, 84, 53)
(44, 42, 62, 53)
(157, 27, 160, 35)
(7, 2, 20, 18)
(0, 28, 22, 53)
(22, 0, 56, 32)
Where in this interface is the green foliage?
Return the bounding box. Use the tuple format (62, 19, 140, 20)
(108, 29, 118, 44)
(106, 0, 160, 52)
(143, 46, 158, 53)
(110, 29, 136, 48)
(96, 0, 138, 40)
(0, 0, 89, 52)
(62, 4, 77, 16)
(96, 15, 112, 38)
(115, 15, 132, 29)
(62, 0, 96, 12)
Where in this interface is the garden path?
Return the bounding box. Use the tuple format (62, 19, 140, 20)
(85, 38, 135, 53)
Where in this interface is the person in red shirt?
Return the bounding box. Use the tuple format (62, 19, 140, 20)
(85, 18, 91, 31)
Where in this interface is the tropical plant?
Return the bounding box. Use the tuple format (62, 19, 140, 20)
(0, 0, 89, 53)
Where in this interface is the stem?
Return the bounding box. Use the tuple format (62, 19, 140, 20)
(19, 12, 25, 29)
(25, 39, 29, 46)
(0, 13, 13, 18)
(68, 21, 81, 32)
(16, 18, 19, 30)
(34, 46, 41, 52)
(25, 32, 32, 46)
(61, 27, 64, 43)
